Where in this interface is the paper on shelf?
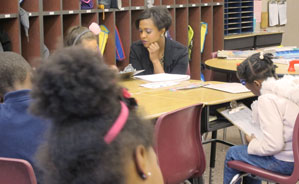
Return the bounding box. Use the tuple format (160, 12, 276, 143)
(278, 2, 287, 25)
(269, 2, 279, 26)
(217, 104, 264, 140)
(254, 0, 262, 23)
(135, 73, 190, 82)
(204, 83, 250, 93)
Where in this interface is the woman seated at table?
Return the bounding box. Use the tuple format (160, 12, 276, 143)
(129, 6, 188, 75)
(30, 47, 164, 184)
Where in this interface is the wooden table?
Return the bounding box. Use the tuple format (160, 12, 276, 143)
(120, 79, 254, 119)
(205, 58, 299, 76)
(121, 79, 255, 183)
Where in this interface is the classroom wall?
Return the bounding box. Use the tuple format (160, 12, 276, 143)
(255, 0, 299, 47)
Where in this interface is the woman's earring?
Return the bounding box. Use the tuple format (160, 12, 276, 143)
(141, 172, 152, 180)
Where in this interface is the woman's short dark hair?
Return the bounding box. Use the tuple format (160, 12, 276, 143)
(31, 47, 154, 184)
(237, 52, 278, 83)
(64, 26, 97, 47)
(135, 6, 172, 31)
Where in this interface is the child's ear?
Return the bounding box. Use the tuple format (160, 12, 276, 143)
(253, 80, 261, 88)
(133, 145, 149, 180)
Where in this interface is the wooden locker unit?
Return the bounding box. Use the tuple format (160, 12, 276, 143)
(0, 0, 224, 80)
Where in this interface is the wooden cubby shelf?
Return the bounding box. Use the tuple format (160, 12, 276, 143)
(0, 0, 224, 80)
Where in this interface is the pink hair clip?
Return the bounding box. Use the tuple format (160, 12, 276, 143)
(89, 22, 101, 35)
(104, 101, 129, 144)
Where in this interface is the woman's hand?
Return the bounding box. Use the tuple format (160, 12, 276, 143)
(147, 42, 160, 64)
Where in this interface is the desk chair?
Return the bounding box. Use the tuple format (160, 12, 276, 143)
(228, 114, 299, 184)
(154, 103, 206, 184)
(0, 157, 37, 184)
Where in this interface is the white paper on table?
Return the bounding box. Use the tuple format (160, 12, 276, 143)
(140, 81, 180, 89)
(204, 83, 250, 94)
(269, 2, 279, 26)
(278, 2, 287, 25)
(254, 0, 262, 23)
(134, 73, 190, 82)
(218, 104, 264, 140)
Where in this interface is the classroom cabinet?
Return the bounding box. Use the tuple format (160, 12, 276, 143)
(224, 0, 254, 35)
(0, 0, 224, 79)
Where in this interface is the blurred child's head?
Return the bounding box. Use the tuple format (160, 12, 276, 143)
(30, 47, 163, 184)
(237, 52, 277, 96)
(64, 26, 98, 53)
(0, 52, 32, 98)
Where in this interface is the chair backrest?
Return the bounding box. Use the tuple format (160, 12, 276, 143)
(290, 114, 299, 182)
(0, 157, 37, 184)
(154, 103, 206, 184)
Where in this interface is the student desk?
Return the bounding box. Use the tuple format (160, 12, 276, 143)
(120, 79, 255, 183)
(205, 58, 299, 76)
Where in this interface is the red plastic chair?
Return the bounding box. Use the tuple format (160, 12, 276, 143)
(0, 157, 37, 184)
(154, 103, 206, 184)
(228, 114, 299, 184)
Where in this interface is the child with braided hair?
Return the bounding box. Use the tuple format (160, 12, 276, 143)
(223, 52, 299, 184)
(30, 47, 163, 184)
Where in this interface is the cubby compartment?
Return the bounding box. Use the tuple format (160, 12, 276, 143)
(131, 10, 142, 43)
(189, 0, 201, 4)
(43, 0, 61, 12)
(188, 7, 201, 79)
(21, 0, 39, 12)
(153, 0, 161, 6)
(201, 6, 213, 62)
(62, 0, 79, 10)
(175, 8, 188, 46)
(167, 8, 176, 39)
(21, 17, 41, 67)
(122, 0, 130, 7)
(0, 18, 21, 53)
(131, 1, 144, 7)
(213, 0, 224, 3)
(98, 12, 116, 65)
(213, 5, 224, 52)
(202, 0, 213, 4)
(43, 15, 62, 52)
(0, 0, 18, 14)
(63, 14, 80, 37)
(116, 11, 131, 70)
(162, 0, 175, 5)
(81, 13, 98, 27)
(176, 0, 188, 5)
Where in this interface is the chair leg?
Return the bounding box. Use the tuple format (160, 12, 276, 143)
(229, 173, 250, 184)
